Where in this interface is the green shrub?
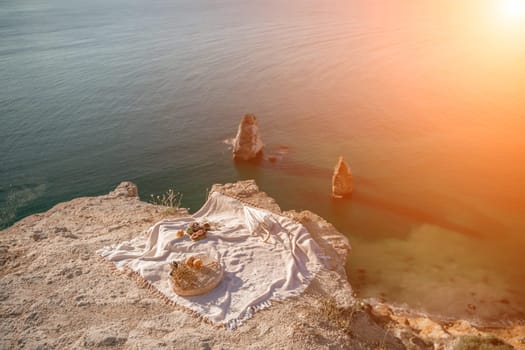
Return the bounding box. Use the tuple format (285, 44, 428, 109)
(454, 335, 514, 350)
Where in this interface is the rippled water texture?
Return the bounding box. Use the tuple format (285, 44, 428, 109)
(1, 0, 524, 324)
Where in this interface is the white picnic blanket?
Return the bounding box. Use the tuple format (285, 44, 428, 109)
(98, 191, 324, 328)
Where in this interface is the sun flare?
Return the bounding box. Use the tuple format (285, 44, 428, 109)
(500, 0, 525, 21)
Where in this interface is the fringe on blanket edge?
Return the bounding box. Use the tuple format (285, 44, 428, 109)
(96, 255, 224, 329)
(225, 260, 321, 330)
(96, 254, 320, 331)
(96, 190, 323, 330)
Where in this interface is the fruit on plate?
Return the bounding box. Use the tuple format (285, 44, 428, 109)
(185, 222, 212, 241)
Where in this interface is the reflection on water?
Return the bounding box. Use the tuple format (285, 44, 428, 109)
(236, 154, 525, 324)
(1, 0, 524, 324)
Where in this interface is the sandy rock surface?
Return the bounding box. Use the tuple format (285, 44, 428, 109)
(1, 180, 522, 350)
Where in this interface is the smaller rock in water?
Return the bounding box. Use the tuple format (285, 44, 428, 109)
(332, 156, 353, 198)
(232, 114, 264, 161)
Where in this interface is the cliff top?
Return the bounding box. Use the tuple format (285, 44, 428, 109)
(0, 181, 522, 349)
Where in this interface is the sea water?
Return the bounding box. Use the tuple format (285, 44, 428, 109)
(1, 0, 524, 324)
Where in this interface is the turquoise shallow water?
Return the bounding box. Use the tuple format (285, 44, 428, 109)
(1, 0, 525, 324)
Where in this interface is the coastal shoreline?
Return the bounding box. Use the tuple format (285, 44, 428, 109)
(0, 180, 523, 349)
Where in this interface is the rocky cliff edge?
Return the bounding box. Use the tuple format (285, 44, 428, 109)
(1, 181, 522, 350)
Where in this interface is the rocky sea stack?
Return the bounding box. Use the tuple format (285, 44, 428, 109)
(232, 114, 264, 161)
(332, 156, 353, 198)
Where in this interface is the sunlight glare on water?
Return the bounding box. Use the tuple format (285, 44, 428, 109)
(1, 0, 524, 324)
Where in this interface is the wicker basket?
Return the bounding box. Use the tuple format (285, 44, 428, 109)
(169, 254, 223, 296)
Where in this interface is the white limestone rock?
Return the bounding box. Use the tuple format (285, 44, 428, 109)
(232, 114, 264, 161)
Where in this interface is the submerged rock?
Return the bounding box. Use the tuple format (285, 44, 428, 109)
(332, 156, 353, 198)
(232, 114, 264, 161)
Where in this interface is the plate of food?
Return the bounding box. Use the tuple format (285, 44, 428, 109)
(169, 254, 223, 296)
(184, 222, 213, 241)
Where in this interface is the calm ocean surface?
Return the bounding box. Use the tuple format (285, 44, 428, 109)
(1, 0, 524, 324)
